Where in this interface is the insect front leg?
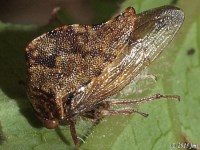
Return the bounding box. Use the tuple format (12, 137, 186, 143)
(68, 118, 80, 147)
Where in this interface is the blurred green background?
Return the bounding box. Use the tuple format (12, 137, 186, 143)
(0, 0, 199, 150)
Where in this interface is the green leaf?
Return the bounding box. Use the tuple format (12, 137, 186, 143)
(0, 0, 199, 150)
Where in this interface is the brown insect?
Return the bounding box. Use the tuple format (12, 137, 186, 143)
(25, 5, 184, 147)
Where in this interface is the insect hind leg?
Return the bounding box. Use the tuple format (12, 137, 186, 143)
(96, 108, 149, 118)
(82, 93, 180, 120)
(108, 93, 180, 105)
(96, 93, 180, 118)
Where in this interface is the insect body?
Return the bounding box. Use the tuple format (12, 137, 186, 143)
(25, 5, 184, 146)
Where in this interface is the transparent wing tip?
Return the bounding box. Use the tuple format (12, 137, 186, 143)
(160, 5, 184, 25)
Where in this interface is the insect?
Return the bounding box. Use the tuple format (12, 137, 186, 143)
(25, 5, 184, 147)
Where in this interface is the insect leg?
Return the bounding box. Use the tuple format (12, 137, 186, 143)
(69, 118, 79, 147)
(66, 94, 80, 147)
(83, 94, 180, 120)
(95, 94, 180, 118)
(108, 93, 180, 105)
(97, 108, 149, 118)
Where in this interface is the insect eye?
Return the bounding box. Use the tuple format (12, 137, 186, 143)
(42, 119, 59, 129)
(32, 107, 59, 129)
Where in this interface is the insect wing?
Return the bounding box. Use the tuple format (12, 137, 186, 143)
(72, 6, 184, 113)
